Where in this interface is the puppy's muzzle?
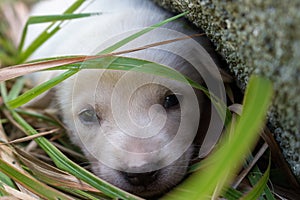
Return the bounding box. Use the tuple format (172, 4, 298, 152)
(120, 170, 159, 186)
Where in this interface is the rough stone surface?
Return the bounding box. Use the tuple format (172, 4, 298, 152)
(153, 0, 300, 180)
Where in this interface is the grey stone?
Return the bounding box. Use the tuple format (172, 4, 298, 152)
(153, 0, 300, 180)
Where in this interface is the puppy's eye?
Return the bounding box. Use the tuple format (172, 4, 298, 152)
(78, 108, 99, 125)
(163, 94, 179, 109)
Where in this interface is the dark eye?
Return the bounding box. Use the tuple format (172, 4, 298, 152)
(163, 94, 179, 109)
(78, 107, 99, 125)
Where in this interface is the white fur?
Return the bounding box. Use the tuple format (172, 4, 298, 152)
(25, 0, 220, 197)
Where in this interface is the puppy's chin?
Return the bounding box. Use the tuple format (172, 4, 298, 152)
(90, 147, 194, 198)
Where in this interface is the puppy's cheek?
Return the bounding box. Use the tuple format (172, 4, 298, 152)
(163, 146, 194, 182)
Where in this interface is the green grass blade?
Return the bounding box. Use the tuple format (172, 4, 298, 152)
(99, 12, 188, 54)
(59, 56, 230, 125)
(0, 158, 74, 200)
(0, 82, 8, 103)
(162, 75, 273, 200)
(12, 12, 190, 109)
(8, 55, 229, 129)
(7, 77, 24, 101)
(18, 0, 87, 62)
(1, 68, 138, 199)
(8, 55, 229, 127)
(0, 53, 16, 67)
(55, 56, 203, 87)
(63, 0, 86, 14)
(19, 1, 185, 62)
(7, 70, 78, 109)
(28, 13, 101, 25)
(0, 36, 18, 66)
(18, 13, 100, 54)
(0, 171, 16, 189)
(9, 111, 141, 200)
(64, 189, 103, 200)
(15, 109, 59, 126)
(242, 157, 271, 200)
(247, 165, 275, 200)
(14, 148, 103, 200)
(222, 187, 243, 200)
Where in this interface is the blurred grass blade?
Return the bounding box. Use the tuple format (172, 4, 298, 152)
(7, 77, 25, 101)
(0, 158, 74, 200)
(0, 171, 16, 189)
(0, 36, 18, 66)
(18, 12, 101, 54)
(7, 69, 78, 109)
(0, 82, 8, 103)
(18, 0, 87, 62)
(241, 156, 271, 200)
(99, 11, 188, 54)
(162, 75, 273, 200)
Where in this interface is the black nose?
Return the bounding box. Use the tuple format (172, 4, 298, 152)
(121, 171, 159, 186)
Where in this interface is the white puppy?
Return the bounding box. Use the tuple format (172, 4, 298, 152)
(24, 0, 224, 198)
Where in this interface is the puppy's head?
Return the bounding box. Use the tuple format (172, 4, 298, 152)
(57, 64, 204, 197)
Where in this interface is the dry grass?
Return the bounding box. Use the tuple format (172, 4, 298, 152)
(0, 1, 299, 200)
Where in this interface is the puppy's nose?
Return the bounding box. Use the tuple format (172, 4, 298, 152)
(121, 171, 158, 186)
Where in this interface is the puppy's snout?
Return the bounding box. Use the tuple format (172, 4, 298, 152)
(121, 170, 159, 186)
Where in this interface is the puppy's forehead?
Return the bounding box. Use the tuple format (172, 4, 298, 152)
(68, 69, 192, 114)
(73, 69, 188, 95)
